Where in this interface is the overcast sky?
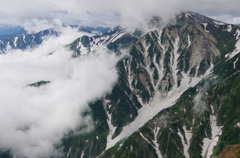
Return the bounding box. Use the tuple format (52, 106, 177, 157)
(0, 0, 239, 32)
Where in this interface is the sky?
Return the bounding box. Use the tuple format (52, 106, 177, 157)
(0, 0, 240, 33)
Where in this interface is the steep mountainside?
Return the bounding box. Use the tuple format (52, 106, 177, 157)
(69, 26, 139, 56)
(63, 12, 240, 158)
(0, 11, 240, 158)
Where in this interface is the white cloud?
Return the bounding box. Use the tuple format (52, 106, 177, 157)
(0, 27, 119, 157)
(0, 0, 240, 32)
(22, 18, 62, 34)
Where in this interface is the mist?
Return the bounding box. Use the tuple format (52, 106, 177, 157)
(0, 26, 119, 157)
(0, 0, 239, 34)
(193, 76, 219, 114)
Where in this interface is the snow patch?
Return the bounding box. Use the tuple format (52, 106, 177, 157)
(180, 126, 192, 158)
(153, 127, 162, 158)
(104, 99, 117, 149)
(202, 105, 222, 158)
(235, 30, 240, 40)
(23, 35, 26, 43)
(202, 23, 209, 33)
(185, 12, 192, 18)
(237, 122, 240, 127)
(80, 151, 84, 158)
(111, 32, 125, 43)
(233, 58, 238, 69)
(187, 35, 191, 48)
(105, 70, 207, 149)
(213, 21, 225, 26)
(32, 35, 35, 41)
(172, 37, 180, 87)
(67, 147, 72, 158)
(227, 39, 240, 60)
(227, 25, 232, 32)
(14, 37, 18, 48)
(140, 133, 152, 145)
(225, 53, 230, 58)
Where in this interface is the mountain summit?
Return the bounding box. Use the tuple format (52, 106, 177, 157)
(63, 11, 240, 158)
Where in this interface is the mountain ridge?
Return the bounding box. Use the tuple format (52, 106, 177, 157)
(65, 11, 240, 158)
(0, 11, 240, 158)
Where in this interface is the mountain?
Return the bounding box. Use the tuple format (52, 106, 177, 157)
(0, 29, 57, 53)
(1, 11, 240, 158)
(0, 26, 27, 40)
(69, 26, 139, 56)
(63, 12, 240, 158)
(0, 26, 110, 53)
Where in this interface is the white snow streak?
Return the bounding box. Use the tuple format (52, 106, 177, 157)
(235, 30, 240, 40)
(67, 147, 72, 158)
(139, 133, 152, 145)
(105, 33, 214, 153)
(187, 35, 191, 48)
(80, 151, 84, 158)
(182, 126, 192, 158)
(172, 37, 180, 87)
(202, 105, 222, 158)
(153, 127, 162, 158)
(237, 122, 240, 127)
(23, 35, 26, 43)
(111, 32, 125, 43)
(227, 25, 232, 32)
(104, 99, 117, 149)
(233, 58, 238, 69)
(213, 21, 225, 26)
(185, 13, 192, 19)
(202, 23, 209, 33)
(227, 39, 240, 59)
(14, 37, 18, 48)
(106, 72, 205, 150)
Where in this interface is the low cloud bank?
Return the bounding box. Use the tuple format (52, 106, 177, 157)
(0, 27, 119, 157)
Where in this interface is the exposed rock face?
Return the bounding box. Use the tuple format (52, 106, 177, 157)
(62, 11, 240, 158)
(70, 26, 138, 56)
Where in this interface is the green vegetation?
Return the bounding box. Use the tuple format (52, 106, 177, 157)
(62, 100, 109, 158)
(107, 34, 137, 52)
(80, 36, 90, 47)
(28, 80, 51, 87)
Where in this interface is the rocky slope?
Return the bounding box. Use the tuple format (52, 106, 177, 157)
(98, 12, 240, 158)
(62, 12, 240, 158)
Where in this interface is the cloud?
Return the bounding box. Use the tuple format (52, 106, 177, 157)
(22, 18, 62, 34)
(0, 0, 240, 33)
(193, 89, 207, 114)
(193, 76, 219, 114)
(0, 26, 119, 157)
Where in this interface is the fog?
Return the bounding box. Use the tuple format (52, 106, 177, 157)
(0, 26, 119, 157)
